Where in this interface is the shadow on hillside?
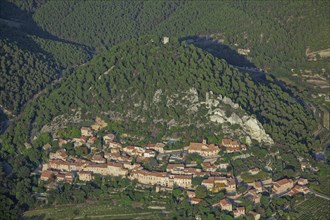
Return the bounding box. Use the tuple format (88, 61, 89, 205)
(0, 108, 9, 134)
(180, 35, 271, 82)
(0, 1, 94, 52)
(181, 35, 256, 68)
(23, 214, 46, 220)
(180, 35, 308, 111)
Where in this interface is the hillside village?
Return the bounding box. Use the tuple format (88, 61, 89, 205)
(39, 120, 312, 219)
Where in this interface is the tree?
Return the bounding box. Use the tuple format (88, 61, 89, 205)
(186, 153, 203, 165)
(195, 186, 208, 199)
(192, 177, 204, 186)
(144, 158, 159, 171)
(260, 195, 270, 208)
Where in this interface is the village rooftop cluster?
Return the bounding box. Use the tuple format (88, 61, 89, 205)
(40, 124, 311, 219)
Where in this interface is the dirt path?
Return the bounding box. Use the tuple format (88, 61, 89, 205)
(310, 189, 330, 201)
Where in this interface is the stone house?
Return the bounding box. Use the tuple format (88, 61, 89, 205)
(81, 127, 93, 136)
(233, 207, 245, 218)
(219, 199, 232, 211)
(78, 171, 93, 181)
(272, 178, 294, 194)
(184, 141, 219, 157)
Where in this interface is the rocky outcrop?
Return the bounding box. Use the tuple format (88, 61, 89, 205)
(227, 113, 243, 125)
(209, 108, 226, 123)
(222, 97, 239, 109)
(204, 91, 274, 145)
(40, 110, 85, 137)
(243, 117, 274, 144)
(161, 89, 274, 145)
(153, 89, 162, 103)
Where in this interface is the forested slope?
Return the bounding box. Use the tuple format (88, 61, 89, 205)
(0, 1, 327, 219)
(3, 37, 317, 155)
(0, 25, 91, 116)
(33, 0, 186, 51)
(32, 0, 330, 75)
(1, 0, 328, 119)
(0, 26, 59, 114)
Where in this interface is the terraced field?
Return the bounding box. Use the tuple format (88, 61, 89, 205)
(296, 196, 330, 220)
(24, 202, 168, 220)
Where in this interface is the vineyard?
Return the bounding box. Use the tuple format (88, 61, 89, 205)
(296, 196, 330, 220)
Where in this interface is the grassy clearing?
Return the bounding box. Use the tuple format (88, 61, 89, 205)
(24, 202, 167, 220)
(296, 196, 330, 220)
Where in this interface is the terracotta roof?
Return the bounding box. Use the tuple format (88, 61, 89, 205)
(237, 207, 245, 212)
(227, 178, 236, 185)
(191, 198, 203, 203)
(87, 163, 108, 168)
(186, 143, 219, 152)
(222, 139, 232, 145)
(65, 173, 73, 178)
(274, 178, 293, 186)
(202, 177, 215, 184)
(134, 170, 168, 178)
(227, 147, 240, 152)
(298, 178, 308, 185)
(56, 173, 65, 179)
(49, 159, 70, 166)
(107, 162, 123, 168)
(89, 136, 96, 142)
(194, 172, 210, 177)
(210, 171, 224, 176)
(41, 170, 55, 178)
(79, 171, 92, 175)
(222, 139, 240, 147)
(146, 143, 156, 148)
(184, 168, 201, 174)
(56, 149, 68, 157)
(220, 199, 231, 206)
(174, 175, 192, 180)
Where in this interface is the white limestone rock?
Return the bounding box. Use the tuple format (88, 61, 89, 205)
(245, 136, 252, 145)
(210, 115, 226, 123)
(243, 117, 274, 144)
(209, 108, 226, 123)
(227, 113, 243, 125)
(222, 96, 239, 109)
(186, 88, 199, 103)
(153, 89, 163, 103)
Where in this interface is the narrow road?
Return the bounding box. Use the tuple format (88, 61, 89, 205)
(310, 189, 330, 201)
(275, 189, 330, 201)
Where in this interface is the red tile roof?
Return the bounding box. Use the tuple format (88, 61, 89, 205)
(220, 199, 231, 206)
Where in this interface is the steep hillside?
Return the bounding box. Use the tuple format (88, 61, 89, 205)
(4, 37, 317, 154)
(0, 25, 91, 116)
(0, 26, 59, 114)
(1, 0, 328, 127)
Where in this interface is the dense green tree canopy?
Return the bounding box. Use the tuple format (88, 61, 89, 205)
(5, 37, 317, 155)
